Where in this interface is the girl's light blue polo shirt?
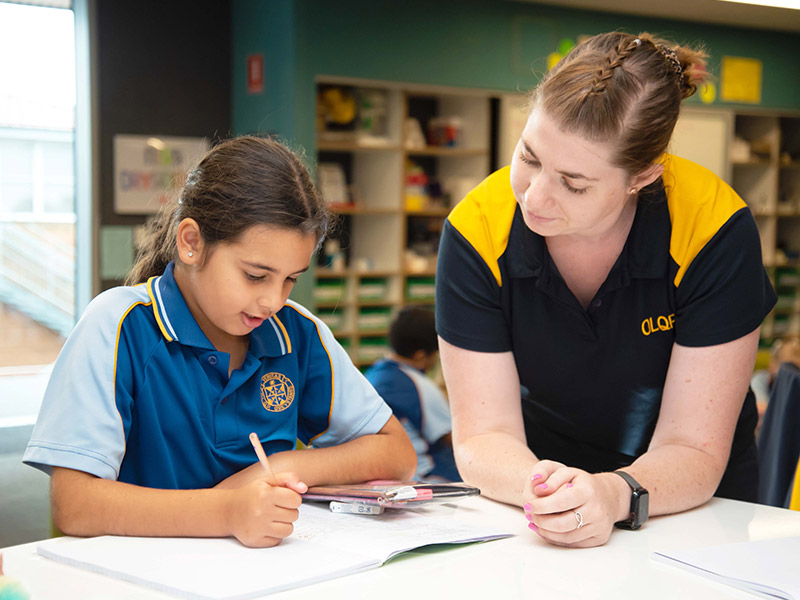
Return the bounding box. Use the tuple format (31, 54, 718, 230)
(24, 262, 392, 490)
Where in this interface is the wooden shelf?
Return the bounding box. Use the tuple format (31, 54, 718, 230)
(328, 205, 401, 216)
(315, 269, 350, 279)
(357, 299, 396, 307)
(404, 298, 436, 305)
(315, 300, 350, 309)
(316, 268, 401, 278)
(317, 139, 401, 153)
(405, 146, 489, 157)
(356, 328, 390, 337)
(405, 207, 451, 217)
(732, 159, 774, 167)
(403, 268, 437, 276)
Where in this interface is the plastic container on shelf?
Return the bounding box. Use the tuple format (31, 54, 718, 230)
(316, 308, 343, 332)
(405, 276, 436, 301)
(404, 161, 429, 210)
(357, 306, 392, 331)
(357, 277, 388, 301)
(357, 337, 390, 363)
(428, 117, 463, 147)
(313, 279, 346, 302)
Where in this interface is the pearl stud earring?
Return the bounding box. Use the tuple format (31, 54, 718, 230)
(188, 251, 193, 257)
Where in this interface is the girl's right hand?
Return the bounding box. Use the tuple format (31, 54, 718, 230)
(226, 478, 302, 548)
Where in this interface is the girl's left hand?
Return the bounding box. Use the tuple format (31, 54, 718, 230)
(523, 466, 623, 548)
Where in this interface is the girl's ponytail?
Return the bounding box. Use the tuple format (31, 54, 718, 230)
(124, 200, 178, 285)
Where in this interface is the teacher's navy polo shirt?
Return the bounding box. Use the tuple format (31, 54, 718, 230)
(24, 262, 392, 490)
(436, 156, 776, 496)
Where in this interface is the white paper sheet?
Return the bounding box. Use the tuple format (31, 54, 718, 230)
(652, 536, 800, 600)
(37, 503, 513, 600)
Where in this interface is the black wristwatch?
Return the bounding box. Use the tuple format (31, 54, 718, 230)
(612, 470, 649, 530)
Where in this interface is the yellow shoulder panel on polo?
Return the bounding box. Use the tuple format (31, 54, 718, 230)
(447, 166, 518, 287)
(663, 154, 747, 287)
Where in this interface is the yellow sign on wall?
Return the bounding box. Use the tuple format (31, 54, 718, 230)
(720, 56, 762, 104)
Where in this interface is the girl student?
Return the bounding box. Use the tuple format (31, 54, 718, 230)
(24, 135, 416, 548)
(435, 31, 775, 547)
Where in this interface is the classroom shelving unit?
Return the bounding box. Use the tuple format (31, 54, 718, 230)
(313, 77, 496, 366)
(731, 112, 800, 340)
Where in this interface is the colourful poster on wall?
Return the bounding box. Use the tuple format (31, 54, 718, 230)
(113, 135, 209, 214)
(721, 56, 762, 104)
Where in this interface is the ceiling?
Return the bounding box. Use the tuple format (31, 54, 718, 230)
(517, 0, 800, 33)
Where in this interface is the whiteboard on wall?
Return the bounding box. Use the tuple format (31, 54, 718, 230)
(670, 108, 733, 182)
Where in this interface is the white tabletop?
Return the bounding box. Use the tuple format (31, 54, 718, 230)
(3, 496, 800, 600)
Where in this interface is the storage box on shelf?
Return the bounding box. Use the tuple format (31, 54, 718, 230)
(314, 78, 495, 366)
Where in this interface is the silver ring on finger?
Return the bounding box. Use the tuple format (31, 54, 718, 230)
(574, 510, 584, 530)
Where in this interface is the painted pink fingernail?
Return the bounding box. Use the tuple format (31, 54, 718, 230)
(531, 474, 543, 481)
(528, 522, 539, 532)
(523, 503, 532, 511)
(536, 483, 548, 490)
(525, 512, 534, 522)
(567, 483, 573, 488)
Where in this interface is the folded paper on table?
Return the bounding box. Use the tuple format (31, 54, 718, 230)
(302, 481, 480, 507)
(652, 536, 800, 600)
(37, 502, 512, 600)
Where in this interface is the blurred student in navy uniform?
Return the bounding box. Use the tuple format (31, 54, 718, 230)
(751, 338, 800, 429)
(366, 307, 459, 481)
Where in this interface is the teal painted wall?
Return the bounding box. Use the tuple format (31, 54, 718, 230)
(233, 0, 800, 139)
(232, 0, 297, 139)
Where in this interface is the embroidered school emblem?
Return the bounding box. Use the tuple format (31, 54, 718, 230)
(260, 372, 295, 412)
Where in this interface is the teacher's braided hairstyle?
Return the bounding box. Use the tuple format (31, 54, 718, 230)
(531, 32, 709, 177)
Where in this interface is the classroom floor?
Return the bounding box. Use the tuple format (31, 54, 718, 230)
(0, 424, 51, 548)
(0, 370, 52, 548)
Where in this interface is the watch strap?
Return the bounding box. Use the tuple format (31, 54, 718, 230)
(612, 470, 648, 530)
(612, 470, 641, 492)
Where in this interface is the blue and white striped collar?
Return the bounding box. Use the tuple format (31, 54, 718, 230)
(146, 261, 290, 357)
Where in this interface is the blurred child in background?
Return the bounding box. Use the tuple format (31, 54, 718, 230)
(366, 307, 459, 481)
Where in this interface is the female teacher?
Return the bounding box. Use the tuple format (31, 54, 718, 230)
(435, 31, 776, 548)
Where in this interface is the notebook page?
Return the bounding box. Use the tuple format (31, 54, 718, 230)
(38, 502, 513, 600)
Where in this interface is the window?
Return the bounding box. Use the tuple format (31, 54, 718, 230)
(0, 2, 77, 422)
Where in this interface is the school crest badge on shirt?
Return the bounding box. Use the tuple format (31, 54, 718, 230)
(260, 372, 295, 412)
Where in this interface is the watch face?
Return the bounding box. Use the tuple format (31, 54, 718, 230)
(631, 489, 649, 529)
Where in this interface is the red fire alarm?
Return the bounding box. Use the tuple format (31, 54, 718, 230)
(246, 54, 264, 95)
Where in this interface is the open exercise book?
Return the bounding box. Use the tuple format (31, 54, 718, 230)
(652, 536, 800, 600)
(37, 502, 513, 600)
